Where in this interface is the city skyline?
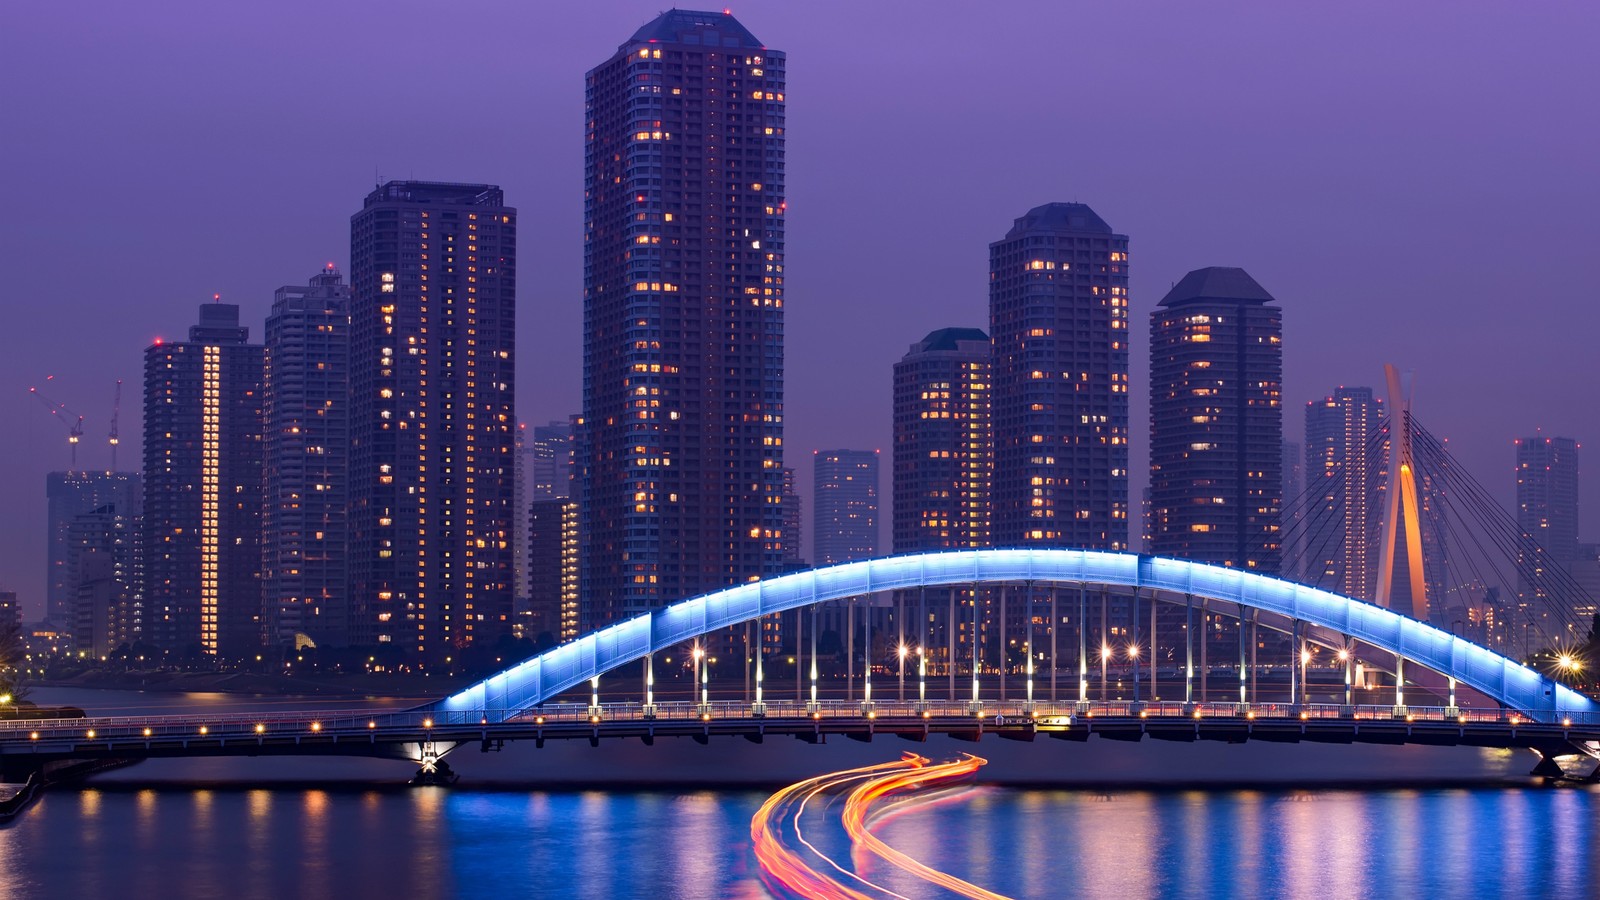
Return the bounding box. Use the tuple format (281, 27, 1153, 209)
(4, 2, 1599, 617)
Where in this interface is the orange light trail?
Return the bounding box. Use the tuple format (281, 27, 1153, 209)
(841, 754, 1009, 900)
(751, 754, 926, 899)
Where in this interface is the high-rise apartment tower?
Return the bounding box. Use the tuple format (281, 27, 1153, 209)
(1147, 267, 1283, 573)
(579, 10, 788, 627)
(348, 181, 518, 662)
(263, 267, 351, 648)
(989, 203, 1130, 550)
(142, 303, 264, 655)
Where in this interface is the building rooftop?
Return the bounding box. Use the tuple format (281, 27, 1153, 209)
(1005, 202, 1113, 238)
(915, 327, 989, 353)
(1158, 266, 1276, 307)
(626, 9, 764, 50)
(363, 181, 504, 208)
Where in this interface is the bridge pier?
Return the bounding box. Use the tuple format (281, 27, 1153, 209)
(407, 740, 460, 786)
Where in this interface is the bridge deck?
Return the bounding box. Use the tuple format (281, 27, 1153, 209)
(1, 700, 1595, 767)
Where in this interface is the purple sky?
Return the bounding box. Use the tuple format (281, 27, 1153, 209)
(2, 2, 1597, 619)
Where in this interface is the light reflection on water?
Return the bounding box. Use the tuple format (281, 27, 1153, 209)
(1, 781, 1599, 898)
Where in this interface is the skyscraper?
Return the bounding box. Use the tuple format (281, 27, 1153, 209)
(67, 504, 141, 658)
(579, 10, 787, 629)
(1148, 267, 1283, 573)
(989, 203, 1130, 550)
(263, 267, 351, 648)
(1304, 387, 1383, 600)
(348, 181, 517, 662)
(1515, 434, 1580, 611)
(780, 466, 804, 568)
(45, 471, 140, 625)
(143, 302, 264, 655)
(529, 421, 575, 501)
(813, 450, 880, 565)
(892, 327, 992, 553)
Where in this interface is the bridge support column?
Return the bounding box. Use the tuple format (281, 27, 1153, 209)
(643, 654, 656, 719)
(753, 620, 766, 718)
(1289, 619, 1300, 712)
(999, 584, 1008, 703)
(1149, 590, 1158, 702)
(588, 676, 601, 720)
(1200, 597, 1209, 705)
(1076, 585, 1089, 713)
(1341, 639, 1355, 712)
(1237, 606, 1249, 714)
(948, 587, 957, 702)
(917, 647, 927, 712)
(863, 593, 873, 713)
(1393, 655, 1407, 718)
(969, 583, 983, 714)
(808, 606, 819, 713)
(1445, 677, 1459, 718)
(1099, 590, 1109, 704)
(1049, 586, 1058, 704)
(1184, 593, 1194, 712)
(1025, 581, 1036, 714)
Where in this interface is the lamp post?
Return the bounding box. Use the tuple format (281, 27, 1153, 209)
(898, 643, 908, 704)
(693, 644, 708, 714)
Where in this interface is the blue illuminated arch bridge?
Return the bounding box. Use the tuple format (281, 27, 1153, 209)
(5, 550, 1600, 791)
(434, 550, 1595, 725)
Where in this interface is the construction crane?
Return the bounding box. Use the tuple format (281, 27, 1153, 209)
(108, 379, 123, 471)
(29, 377, 85, 469)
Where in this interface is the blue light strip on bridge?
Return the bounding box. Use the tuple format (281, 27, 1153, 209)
(430, 550, 1595, 724)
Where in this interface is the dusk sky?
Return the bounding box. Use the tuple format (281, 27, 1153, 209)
(2, 1, 1596, 618)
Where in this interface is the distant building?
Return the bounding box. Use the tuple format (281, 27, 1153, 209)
(578, 10, 788, 641)
(263, 267, 351, 649)
(989, 203, 1130, 550)
(892, 327, 991, 554)
(781, 466, 804, 567)
(521, 420, 575, 607)
(45, 471, 141, 625)
(348, 181, 518, 662)
(143, 303, 264, 655)
(1516, 434, 1580, 613)
(1147, 267, 1283, 574)
(1304, 387, 1383, 601)
(0, 591, 21, 633)
(67, 505, 142, 658)
(527, 499, 576, 644)
(814, 450, 880, 565)
(529, 421, 575, 502)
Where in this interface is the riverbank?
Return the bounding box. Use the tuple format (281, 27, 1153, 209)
(32, 669, 465, 698)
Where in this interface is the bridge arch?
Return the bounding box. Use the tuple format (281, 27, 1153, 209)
(432, 550, 1595, 724)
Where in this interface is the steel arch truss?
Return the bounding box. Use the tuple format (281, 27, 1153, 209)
(430, 550, 1594, 723)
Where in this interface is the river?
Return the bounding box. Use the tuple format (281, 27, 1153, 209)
(2, 688, 1596, 898)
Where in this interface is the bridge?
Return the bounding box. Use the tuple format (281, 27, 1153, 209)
(3, 550, 1599, 786)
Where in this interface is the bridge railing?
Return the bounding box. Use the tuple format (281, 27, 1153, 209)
(1, 699, 1588, 748)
